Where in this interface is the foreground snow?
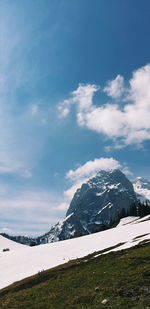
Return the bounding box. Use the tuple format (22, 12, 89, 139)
(116, 216, 139, 227)
(0, 235, 27, 252)
(0, 215, 150, 290)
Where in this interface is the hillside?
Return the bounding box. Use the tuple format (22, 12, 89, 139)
(0, 215, 150, 290)
(0, 235, 27, 252)
(0, 242, 149, 309)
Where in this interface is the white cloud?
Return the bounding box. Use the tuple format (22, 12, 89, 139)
(57, 83, 99, 118)
(121, 167, 133, 176)
(66, 157, 121, 181)
(83, 104, 126, 137)
(72, 83, 100, 112)
(52, 202, 69, 211)
(128, 64, 150, 106)
(64, 180, 87, 200)
(64, 157, 122, 201)
(0, 227, 12, 234)
(0, 159, 32, 178)
(103, 74, 125, 99)
(124, 130, 150, 145)
(57, 99, 72, 118)
(58, 64, 150, 147)
(0, 188, 65, 236)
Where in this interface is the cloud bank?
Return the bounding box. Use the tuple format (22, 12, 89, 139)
(58, 64, 150, 147)
(66, 157, 121, 181)
(0, 188, 66, 236)
(65, 157, 122, 200)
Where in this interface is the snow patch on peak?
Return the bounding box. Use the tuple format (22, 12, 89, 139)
(63, 213, 74, 222)
(108, 183, 120, 190)
(133, 176, 150, 202)
(98, 202, 113, 214)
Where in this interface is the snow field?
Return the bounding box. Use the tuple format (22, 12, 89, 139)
(0, 215, 150, 290)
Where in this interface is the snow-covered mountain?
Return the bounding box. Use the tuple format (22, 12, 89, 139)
(133, 176, 150, 202)
(0, 215, 150, 290)
(40, 169, 137, 243)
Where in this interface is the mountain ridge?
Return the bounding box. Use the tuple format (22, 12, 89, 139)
(40, 169, 137, 243)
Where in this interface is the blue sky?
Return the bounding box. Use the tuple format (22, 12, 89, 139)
(0, 0, 150, 236)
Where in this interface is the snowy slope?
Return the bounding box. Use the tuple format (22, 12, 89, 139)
(0, 215, 150, 290)
(0, 235, 27, 252)
(116, 216, 139, 227)
(133, 176, 150, 202)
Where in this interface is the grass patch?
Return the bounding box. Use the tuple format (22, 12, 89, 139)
(0, 243, 150, 309)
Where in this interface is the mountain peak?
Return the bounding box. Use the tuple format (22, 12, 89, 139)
(133, 176, 150, 202)
(134, 176, 150, 183)
(41, 169, 137, 243)
(96, 168, 123, 177)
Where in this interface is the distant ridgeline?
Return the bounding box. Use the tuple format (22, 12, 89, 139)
(1, 169, 150, 246)
(0, 234, 37, 246)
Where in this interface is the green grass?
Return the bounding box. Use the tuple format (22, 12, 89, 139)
(0, 242, 150, 309)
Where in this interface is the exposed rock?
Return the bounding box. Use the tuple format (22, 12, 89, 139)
(41, 169, 137, 243)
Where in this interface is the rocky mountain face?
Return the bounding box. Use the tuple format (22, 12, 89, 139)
(133, 177, 150, 202)
(40, 169, 137, 243)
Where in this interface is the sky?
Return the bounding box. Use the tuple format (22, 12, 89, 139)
(0, 0, 150, 236)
